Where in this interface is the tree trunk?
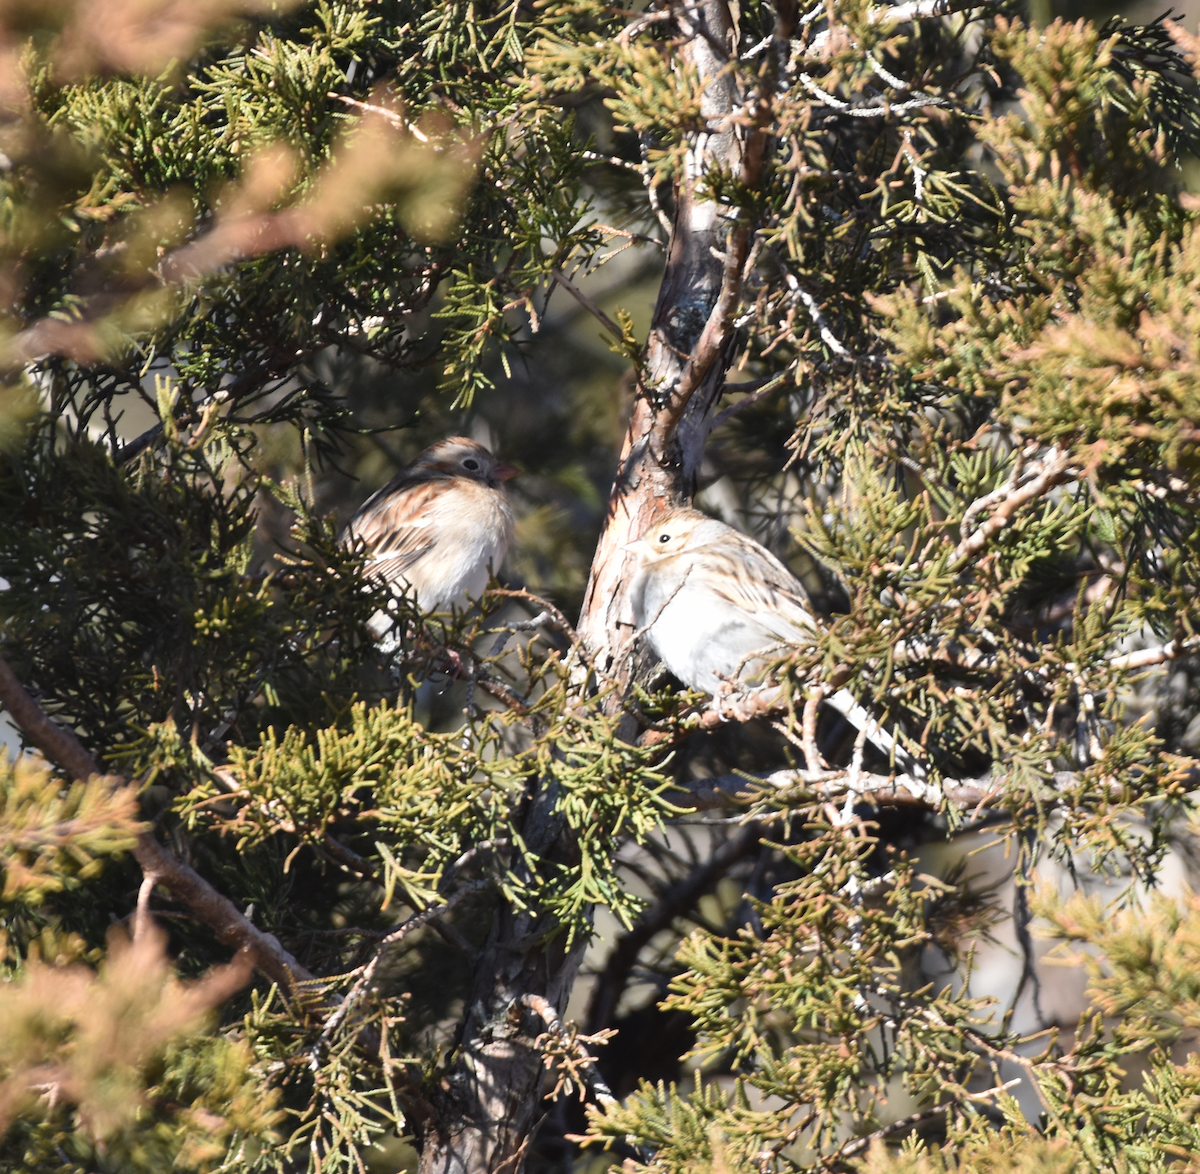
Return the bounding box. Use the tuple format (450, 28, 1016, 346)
(577, 0, 761, 683)
(418, 3, 760, 1169)
(416, 776, 584, 1174)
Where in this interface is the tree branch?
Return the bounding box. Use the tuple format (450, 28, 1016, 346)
(521, 994, 617, 1107)
(0, 653, 314, 990)
(1108, 637, 1200, 670)
(950, 448, 1075, 570)
(668, 766, 995, 812)
(868, 0, 972, 26)
(0, 656, 100, 783)
(551, 269, 625, 341)
(577, 0, 768, 687)
(667, 758, 1200, 815)
(653, 212, 757, 454)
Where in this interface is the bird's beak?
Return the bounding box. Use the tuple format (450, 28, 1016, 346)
(620, 537, 647, 554)
(494, 463, 518, 482)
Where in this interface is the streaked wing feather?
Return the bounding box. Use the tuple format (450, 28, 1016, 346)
(698, 542, 816, 638)
(343, 480, 444, 586)
(365, 546, 435, 586)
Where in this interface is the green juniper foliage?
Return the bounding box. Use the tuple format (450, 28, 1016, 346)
(3, 0, 1200, 1171)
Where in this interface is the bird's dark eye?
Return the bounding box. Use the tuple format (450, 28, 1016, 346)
(658, 533, 670, 544)
(462, 458, 480, 471)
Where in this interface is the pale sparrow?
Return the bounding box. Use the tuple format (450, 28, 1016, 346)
(627, 507, 917, 772)
(627, 508, 819, 695)
(341, 437, 515, 637)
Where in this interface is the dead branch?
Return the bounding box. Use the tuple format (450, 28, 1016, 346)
(488, 588, 581, 646)
(1108, 637, 1200, 670)
(326, 91, 430, 141)
(520, 994, 617, 1106)
(892, 629, 1199, 676)
(868, 0, 972, 25)
(711, 370, 793, 431)
(667, 757, 1200, 814)
(667, 766, 994, 812)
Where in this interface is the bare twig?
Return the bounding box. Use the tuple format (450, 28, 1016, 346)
(551, 269, 625, 341)
(711, 370, 792, 431)
(116, 421, 168, 465)
(616, 9, 673, 44)
(786, 273, 850, 357)
(487, 588, 580, 646)
(959, 449, 1026, 537)
(868, 0, 968, 26)
(317, 880, 490, 1048)
(579, 150, 645, 175)
(795, 72, 947, 116)
(475, 671, 534, 718)
(520, 994, 617, 1106)
(667, 766, 998, 812)
(134, 874, 157, 944)
(114, 364, 276, 466)
(1108, 637, 1200, 670)
(488, 610, 553, 657)
(640, 131, 674, 237)
(592, 223, 665, 249)
(327, 92, 430, 141)
(802, 687, 830, 770)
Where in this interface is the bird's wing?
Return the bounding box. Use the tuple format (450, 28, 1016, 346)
(698, 540, 818, 642)
(342, 479, 442, 586)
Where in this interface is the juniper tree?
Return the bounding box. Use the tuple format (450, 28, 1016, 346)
(2, 0, 1200, 1172)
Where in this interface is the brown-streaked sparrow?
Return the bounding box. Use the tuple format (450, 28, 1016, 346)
(341, 437, 515, 638)
(627, 507, 917, 772)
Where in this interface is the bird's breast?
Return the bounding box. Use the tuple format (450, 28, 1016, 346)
(408, 483, 513, 609)
(635, 560, 806, 694)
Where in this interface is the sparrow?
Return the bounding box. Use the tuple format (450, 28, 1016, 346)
(341, 437, 515, 637)
(626, 507, 919, 774)
(627, 508, 818, 696)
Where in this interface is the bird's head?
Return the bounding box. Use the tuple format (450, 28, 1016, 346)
(625, 508, 715, 562)
(411, 437, 517, 488)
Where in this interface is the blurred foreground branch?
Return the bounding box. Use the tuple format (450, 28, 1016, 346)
(0, 653, 314, 990)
